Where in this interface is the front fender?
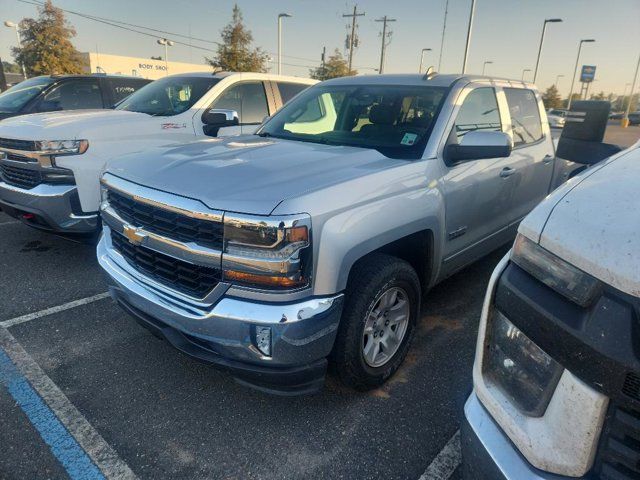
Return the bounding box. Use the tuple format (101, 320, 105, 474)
(312, 186, 445, 295)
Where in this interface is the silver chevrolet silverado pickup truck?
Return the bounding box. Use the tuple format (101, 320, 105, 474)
(97, 73, 583, 394)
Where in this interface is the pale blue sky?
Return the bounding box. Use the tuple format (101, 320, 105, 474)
(1, 0, 639, 97)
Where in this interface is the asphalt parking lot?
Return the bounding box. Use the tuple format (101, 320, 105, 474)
(0, 207, 502, 480)
(1, 124, 638, 480)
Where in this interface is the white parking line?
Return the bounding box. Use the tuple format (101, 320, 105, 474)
(0, 220, 20, 226)
(0, 326, 137, 479)
(419, 430, 461, 480)
(0, 292, 111, 328)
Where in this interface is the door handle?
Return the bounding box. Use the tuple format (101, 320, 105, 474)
(500, 167, 516, 178)
(543, 155, 554, 164)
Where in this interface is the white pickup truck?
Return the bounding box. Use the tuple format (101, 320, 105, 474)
(0, 72, 315, 237)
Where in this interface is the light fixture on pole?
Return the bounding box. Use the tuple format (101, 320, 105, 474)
(419, 48, 432, 73)
(533, 18, 562, 84)
(521, 69, 531, 81)
(555, 74, 564, 87)
(567, 39, 595, 110)
(482, 60, 493, 75)
(462, 0, 476, 74)
(157, 38, 174, 76)
(277, 13, 292, 75)
(4, 20, 27, 79)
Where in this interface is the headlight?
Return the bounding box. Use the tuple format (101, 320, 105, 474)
(37, 139, 89, 155)
(511, 234, 601, 307)
(222, 213, 311, 290)
(483, 310, 563, 417)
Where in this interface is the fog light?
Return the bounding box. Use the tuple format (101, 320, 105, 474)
(255, 326, 272, 356)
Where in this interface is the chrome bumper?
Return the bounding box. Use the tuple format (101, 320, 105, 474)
(461, 393, 583, 480)
(97, 229, 344, 372)
(0, 180, 98, 233)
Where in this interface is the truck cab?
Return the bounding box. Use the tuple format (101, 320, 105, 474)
(0, 72, 316, 236)
(462, 143, 640, 480)
(96, 74, 589, 394)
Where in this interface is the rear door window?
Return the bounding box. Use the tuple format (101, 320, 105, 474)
(106, 78, 148, 105)
(36, 79, 103, 112)
(276, 82, 309, 104)
(504, 88, 543, 147)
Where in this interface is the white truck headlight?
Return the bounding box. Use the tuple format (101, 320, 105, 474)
(511, 234, 601, 307)
(37, 139, 89, 155)
(222, 213, 311, 290)
(484, 310, 563, 417)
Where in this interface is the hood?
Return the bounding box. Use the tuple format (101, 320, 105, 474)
(0, 109, 149, 140)
(106, 135, 405, 215)
(537, 143, 640, 297)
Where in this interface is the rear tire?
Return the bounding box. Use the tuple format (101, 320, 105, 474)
(333, 253, 421, 390)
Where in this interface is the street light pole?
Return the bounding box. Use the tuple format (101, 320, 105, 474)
(4, 21, 27, 79)
(522, 68, 531, 81)
(157, 38, 174, 75)
(482, 60, 492, 75)
(567, 39, 595, 110)
(555, 74, 564, 87)
(277, 13, 292, 75)
(533, 18, 562, 84)
(462, 0, 476, 74)
(419, 48, 432, 73)
(623, 53, 640, 124)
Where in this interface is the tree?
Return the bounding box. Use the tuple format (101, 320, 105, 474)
(562, 93, 582, 109)
(309, 49, 357, 80)
(206, 5, 269, 73)
(1, 61, 21, 74)
(590, 91, 607, 101)
(12, 0, 83, 76)
(541, 84, 562, 109)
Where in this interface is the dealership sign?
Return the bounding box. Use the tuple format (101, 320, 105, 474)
(580, 65, 596, 83)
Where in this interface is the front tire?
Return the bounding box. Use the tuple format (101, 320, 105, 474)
(333, 253, 421, 390)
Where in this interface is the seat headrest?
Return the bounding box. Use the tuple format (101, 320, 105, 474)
(369, 104, 397, 125)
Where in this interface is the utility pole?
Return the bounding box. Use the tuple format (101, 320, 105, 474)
(438, 0, 449, 71)
(623, 53, 640, 125)
(375, 16, 396, 74)
(343, 5, 365, 73)
(462, 0, 476, 74)
(321, 46, 326, 78)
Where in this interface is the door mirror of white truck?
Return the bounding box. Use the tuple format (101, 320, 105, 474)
(202, 109, 240, 127)
(446, 131, 512, 163)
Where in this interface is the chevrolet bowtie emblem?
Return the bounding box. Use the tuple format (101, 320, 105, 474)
(123, 225, 145, 246)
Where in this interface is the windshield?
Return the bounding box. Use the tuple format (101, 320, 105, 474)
(259, 84, 447, 159)
(115, 76, 220, 116)
(0, 76, 53, 113)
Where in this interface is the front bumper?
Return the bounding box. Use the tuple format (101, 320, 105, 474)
(97, 232, 344, 395)
(0, 180, 99, 233)
(461, 393, 581, 480)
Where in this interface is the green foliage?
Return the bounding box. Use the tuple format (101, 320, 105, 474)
(541, 84, 562, 109)
(1, 61, 21, 74)
(12, 0, 83, 76)
(206, 4, 269, 73)
(309, 48, 357, 80)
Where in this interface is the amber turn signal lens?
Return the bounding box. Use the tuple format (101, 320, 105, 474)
(286, 226, 308, 243)
(224, 270, 306, 288)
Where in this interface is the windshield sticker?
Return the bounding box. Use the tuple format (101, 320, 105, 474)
(161, 123, 187, 129)
(400, 133, 418, 145)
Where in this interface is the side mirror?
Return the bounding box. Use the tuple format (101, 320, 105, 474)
(202, 109, 239, 127)
(446, 131, 512, 163)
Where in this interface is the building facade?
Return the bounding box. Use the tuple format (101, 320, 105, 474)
(80, 52, 214, 79)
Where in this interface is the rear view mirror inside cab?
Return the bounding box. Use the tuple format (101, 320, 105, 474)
(446, 130, 512, 164)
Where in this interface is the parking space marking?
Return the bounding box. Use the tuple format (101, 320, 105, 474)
(0, 220, 21, 226)
(0, 292, 111, 329)
(0, 327, 137, 479)
(419, 430, 461, 480)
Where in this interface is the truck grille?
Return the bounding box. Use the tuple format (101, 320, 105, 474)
(107, 189, 224, 250)
(0, 164, 42, 189)
(0, 138, 38, 151)
(594, 403, 640, 479)
(111, 231, 221, 298)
